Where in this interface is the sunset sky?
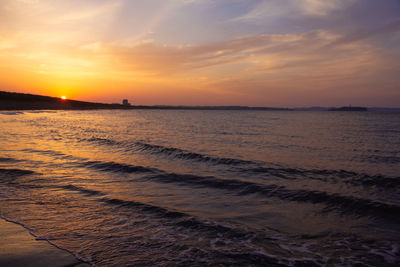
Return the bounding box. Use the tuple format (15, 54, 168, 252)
(0, 0, 399, 107)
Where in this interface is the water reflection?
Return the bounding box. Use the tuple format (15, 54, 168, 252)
(0, 110, 399, 265)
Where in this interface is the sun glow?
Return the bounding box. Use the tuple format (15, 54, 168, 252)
(0, 0, 398, 107)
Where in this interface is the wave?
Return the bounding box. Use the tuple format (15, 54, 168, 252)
(364, 155, 400, 164)
(20, 147, 399, 221)
(61, 184, 105, 196)
(40, 150, 398, 222)
(143, 173, 400, 222)
(80, 154, 399, 191)
(101, 197, 187, 219)
(0, 168, 35, 176)
(22, 148, 69, 157)
(20, 148, 157, 175)
(245, 167, 400, 190)
(22, 146, 399, 192)
(134, 141, 255, 165)
(348, 174, 399, 189)
(83, 137, 255, 166)
(247, 166, 361, 178)
(82, 161, 157, 174)
(303, 169, 400, 190)
(0, 111, 24, 115)
(81, 137, 400, 190)
(61, 184, 389, 266)
(59, 183, 272, 240)
(0, 157, 21, 163)
(26, 111, 57, 114)
(21, 148, 86, 162)
(98, 197, 275, 242)
(84, 137, 122, 146)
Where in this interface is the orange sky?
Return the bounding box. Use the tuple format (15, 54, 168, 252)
(0, 0, 399, 107)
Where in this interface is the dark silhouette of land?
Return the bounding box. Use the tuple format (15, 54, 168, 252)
(0, 91, 291, 111)
(0, 91, 128, 110)
(2, 91, 395, 111)
(329, 106, 367, 111)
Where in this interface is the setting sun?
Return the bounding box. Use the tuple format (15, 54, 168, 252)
(61, 96, 67, 100)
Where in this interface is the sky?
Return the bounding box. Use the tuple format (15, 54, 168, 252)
(0, 0, 399, 107)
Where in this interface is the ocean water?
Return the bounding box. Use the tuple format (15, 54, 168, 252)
(0, 109, 399, 266)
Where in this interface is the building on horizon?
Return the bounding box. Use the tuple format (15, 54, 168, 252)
(122, 99, 131, 106)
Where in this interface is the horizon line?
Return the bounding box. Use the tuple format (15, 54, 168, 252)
(1, 90, 400, 110)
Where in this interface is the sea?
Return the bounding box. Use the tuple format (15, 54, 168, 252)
(0, 109, 399, 266)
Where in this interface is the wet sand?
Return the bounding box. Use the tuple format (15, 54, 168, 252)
(0, 218, 88, 267)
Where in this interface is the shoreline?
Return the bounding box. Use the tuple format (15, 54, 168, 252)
(0, 217, 89, 267)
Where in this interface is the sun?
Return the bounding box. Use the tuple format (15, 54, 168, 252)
(61, 96, 67, 100)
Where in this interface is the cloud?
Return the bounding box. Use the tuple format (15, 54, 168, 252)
(102, 30, 338, 75)
(296, 0, 356, 16)
(234, 0, 357, 22)
(92, 26, 394, 105)
(325, 19, 400, 48)
(0, 0, 121, 37)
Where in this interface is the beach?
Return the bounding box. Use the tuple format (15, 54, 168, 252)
(0, 218, 87, 267)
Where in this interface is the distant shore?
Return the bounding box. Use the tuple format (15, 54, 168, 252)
(2, 91, 398, 111)
(0, 91, 130, 110)
(0, 91, 292, 111)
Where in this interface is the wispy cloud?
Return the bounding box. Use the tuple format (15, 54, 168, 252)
(325, 19, 400, 48)
(296, 0, 357, 16)
(234, 0, 357, 22)
(101, 30, 349, 75)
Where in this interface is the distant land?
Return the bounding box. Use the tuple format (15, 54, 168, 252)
(1, 91, 399, 111)
(0, 91, 290, 111)
(0, 91, 129, 110)
(329, 106, 367, 111)
(293, 106, 400, 111)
